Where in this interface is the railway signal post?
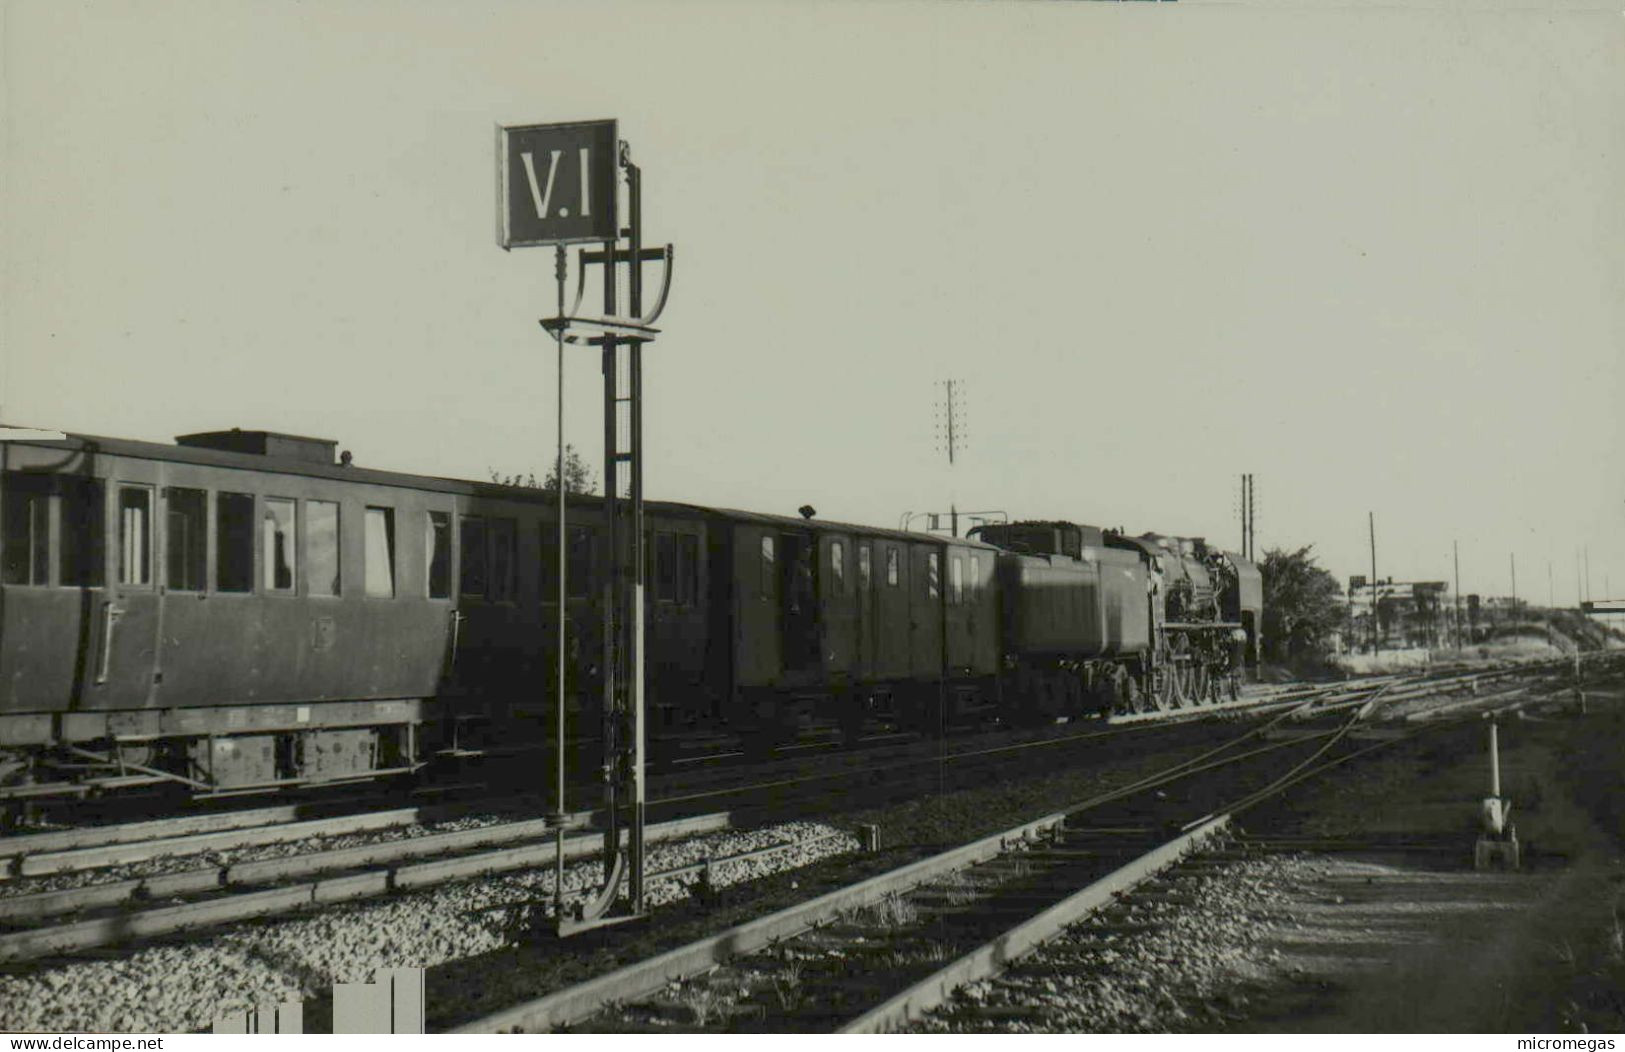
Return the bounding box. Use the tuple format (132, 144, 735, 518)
(499, 119, 675, 934)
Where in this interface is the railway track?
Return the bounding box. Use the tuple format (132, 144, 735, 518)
(0, 660, 1527, 868)
(0, 659, 1592, 973)
(450, 667, 1570, 1034)
(0, 701, 1228, 963)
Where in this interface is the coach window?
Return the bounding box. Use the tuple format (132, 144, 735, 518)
(166, 488, 207, 592)
(58, 479, 105, 588)
(216, 492, 254, 592)
(951, 555, 963, 605)
(926, 552, 940, 600)
(829, 540, 845, 597)
(364, 506, 395, 598)
(678, 534, 698, 606)
(857, 544, 872, 593)
(759, 535, 775, 599)
(118, 487, 153, 587)
(568, 525, 595, 599)
(426, 512, 451, 599)
(540, 523, 560, 600)
(263, 498, 296, 593)
(460, 516, 488, 598)
(1, 473, 51, 585)
(655, 531, 678, 603)
(489, 518, 517, 602)
(969, 554, 983, 602)
(306, 500, 340, 596)
(886, 546, 899, 587)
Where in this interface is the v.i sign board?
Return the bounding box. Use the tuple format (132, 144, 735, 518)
(497, 120, 618, 248)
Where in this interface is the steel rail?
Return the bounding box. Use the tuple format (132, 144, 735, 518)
(452, 808, 1074, 1034)
(837, 815, 1233, 1034)
(0, 811, 735, 963)
(451, 697, 1356, 1034)
(834, 675, 1558, 1034)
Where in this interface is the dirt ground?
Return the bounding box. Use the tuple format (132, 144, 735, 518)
(1233, 695, 1625, 1033)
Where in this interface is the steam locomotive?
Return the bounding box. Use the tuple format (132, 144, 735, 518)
(0, 428, 1260, 809)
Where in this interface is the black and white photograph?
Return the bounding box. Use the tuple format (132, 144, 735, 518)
(1, 0, 1621, 1038)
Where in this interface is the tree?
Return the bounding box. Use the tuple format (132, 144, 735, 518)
(1259, 545, 1345, 663)
(489, 443, 597, 495)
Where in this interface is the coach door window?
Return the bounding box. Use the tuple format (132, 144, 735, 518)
(489, 518, 517, 602)
(655, 531, 678, 603)
(459, 516, 488, 598)
(364, 507, 395, 598)
(925, 552, 940, 600)
(568, 526, 595, 599)
(426, 512, 451, 599)
(58, 479, 105, 588)
(306, 500, 340, 596)
(263, 498, 296, 593)
(759, 535, 775, 599)
(678, 534, 698, 606)
(886, 547, 899, 587)
(857, 544, 872, 593)
(166, 488, 207, 592)
(216, 492, 254, 592)
(117, 487, 153, 587)
(829, 540, 846, 597)
(951, 555, 963, 605)
(1, 473, 51, 585)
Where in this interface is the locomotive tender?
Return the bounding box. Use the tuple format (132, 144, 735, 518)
(0, 428, 1260, 808)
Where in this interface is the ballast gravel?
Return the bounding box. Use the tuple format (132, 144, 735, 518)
(915, 854, 1326, 1034)
(0, 813, 517, 898)
(0, 820, 856, 1034)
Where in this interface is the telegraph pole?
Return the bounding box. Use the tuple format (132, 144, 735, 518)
(1239, 475, 1247, 555)
(1510, 553, 1517, 622)
(1248, 475, 1255, 560)
(1453, 540, 1462, 649)
(1369, 512, 1380, 654)
(936, 379, 965, 536)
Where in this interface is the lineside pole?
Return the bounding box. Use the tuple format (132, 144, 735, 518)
(1369, 512, 1380, 656)
(626, 154, 647, 913)
(600, 227, 621, 892)
(553, 243, 568, 921)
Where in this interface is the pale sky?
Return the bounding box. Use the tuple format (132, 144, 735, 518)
(3, 0, 1621, 602)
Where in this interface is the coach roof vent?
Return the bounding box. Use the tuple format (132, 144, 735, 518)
(176, 429, 339, 465)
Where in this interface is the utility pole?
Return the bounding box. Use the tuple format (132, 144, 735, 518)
(1247, 474, 1256, 560)
(1238, 474, 1256, 559)
(1584, 546, 1592, 603)
(1453, 540, 1462, 649)
(1369, 512, 1380, 655)
(936, 379, 966, 536)
(1239, 475, 1247, 556)
(1510, 553, 1517, 622)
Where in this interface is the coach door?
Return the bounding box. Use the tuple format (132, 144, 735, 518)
(97, 482, 162, 709)
(853, 541, 874, 679)
(778, 531, 819, 676)
(734, 527, 780, 688)
(872, 542, 910, 680)
(908, 544, 944, 680)
(819, 534, 855, 678)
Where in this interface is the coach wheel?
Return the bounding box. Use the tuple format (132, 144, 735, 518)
(838, 695, 868, 748)
(741, 725, 795, 761)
